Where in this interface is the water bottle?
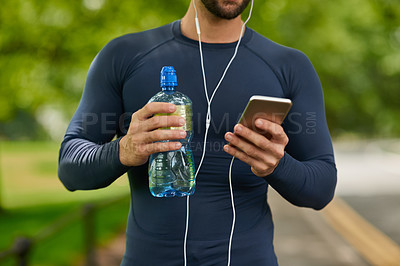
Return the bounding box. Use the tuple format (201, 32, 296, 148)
(148, 66, 196, 197)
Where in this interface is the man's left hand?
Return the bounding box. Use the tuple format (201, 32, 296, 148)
(223, 119, 289, 177)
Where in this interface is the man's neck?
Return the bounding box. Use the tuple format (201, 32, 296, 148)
(181, 1, 244, 43)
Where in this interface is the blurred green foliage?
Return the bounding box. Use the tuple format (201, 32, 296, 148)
(0, 0, 399, 139)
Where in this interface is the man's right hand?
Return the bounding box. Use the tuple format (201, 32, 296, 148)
(119, 102, 186, 167)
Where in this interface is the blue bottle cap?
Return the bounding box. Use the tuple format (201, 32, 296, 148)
(160, 66, 177, 87)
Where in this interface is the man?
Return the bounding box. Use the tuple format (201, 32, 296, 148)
(58, 0, 337, 265)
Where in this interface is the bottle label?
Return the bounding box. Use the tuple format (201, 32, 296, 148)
(155, 105, 192, 131)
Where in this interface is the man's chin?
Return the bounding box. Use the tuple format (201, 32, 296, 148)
(201, 0, 250, 20)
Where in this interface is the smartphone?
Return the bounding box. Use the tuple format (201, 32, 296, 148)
(238, 95, 292, 131)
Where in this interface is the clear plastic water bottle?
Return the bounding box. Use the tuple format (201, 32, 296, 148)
(148, 66, 196, 197)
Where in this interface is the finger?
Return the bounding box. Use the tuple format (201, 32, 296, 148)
(255, 119, 288, 144)
(141, 115, 186, 132)
(135, 102, 176, 121)
(140, 129, 186, 143)
(224, 131, 267, 161)
(140, 141, 182, 156)
(224, 144, 278, 177)
(232, 124, 273, 152)
(223, 144, 256, 166)
(231, 124, 285, 159)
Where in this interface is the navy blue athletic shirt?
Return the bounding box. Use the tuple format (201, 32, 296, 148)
(58, 21, 337, 265)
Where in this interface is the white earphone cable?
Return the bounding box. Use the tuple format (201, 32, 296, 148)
(184, 1, 254, 265)
(209, 0, 254, 104)
(227, 156, 236, 266)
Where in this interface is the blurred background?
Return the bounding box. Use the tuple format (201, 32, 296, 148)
(0, 0, 399, 265)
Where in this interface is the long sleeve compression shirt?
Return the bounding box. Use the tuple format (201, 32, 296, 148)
(59, 21, 336, 265)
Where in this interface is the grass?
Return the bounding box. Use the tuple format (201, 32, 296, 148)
(0, 141, 130, 208)
(0, 141, 132, 265)
(0, 199, 130, 266)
